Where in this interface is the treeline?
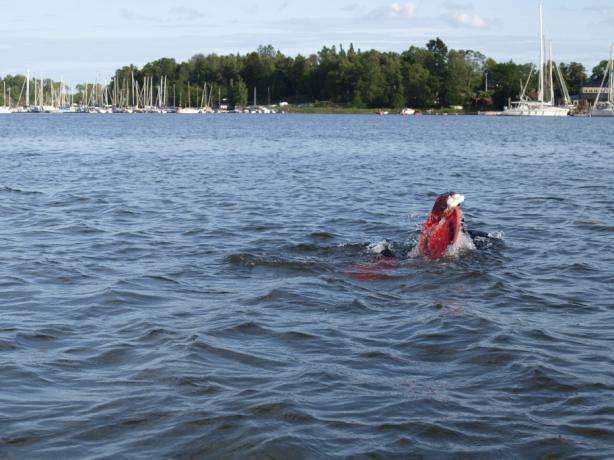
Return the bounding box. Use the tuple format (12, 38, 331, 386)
(107, 39, 609, 109)
(2, 38, 611, 109)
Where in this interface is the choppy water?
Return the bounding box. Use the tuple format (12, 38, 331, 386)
(1, 114, 613, 459)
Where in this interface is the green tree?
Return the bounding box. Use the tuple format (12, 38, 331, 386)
(426, 38, 449, 106)
(559, 62, 587, 95)
(486, 60, 534, 109)
(591, 60, 609, 80)
(228, 78, 248, 108)
(447, 50, 485, 106)
(370, 52, 404, 108)
(403, 63, 434, 108)
(355, 51, 386, 106)
(401, 46, 436, 107)
(288, 54, 312, 102)
(242, 49, 275, 104)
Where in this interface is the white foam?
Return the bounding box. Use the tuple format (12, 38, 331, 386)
(408, 244, 420, 258)
(488, 231, 504, 240)
(444, 229, 476, 258)
(368, 239, 393, 254)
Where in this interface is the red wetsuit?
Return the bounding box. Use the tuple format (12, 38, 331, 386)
(418, 194, 462, 259)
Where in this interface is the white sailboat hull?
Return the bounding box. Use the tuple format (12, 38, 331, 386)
(501, 103, 569, 117)
(176, 108, 200, 114)
(591, 103, 614, 117)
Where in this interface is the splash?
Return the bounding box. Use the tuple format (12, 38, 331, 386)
(408, 229, 475, 260)
(444, 229, 476, 258)
(348, 240, 399, 281)
(367, 239, 393, 255)
(487, 231, 504, 240)
(469, 230, 504, 250)
(408, 243, 421, 258)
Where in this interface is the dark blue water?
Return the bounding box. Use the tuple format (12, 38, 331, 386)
(1, 114, 613, 459)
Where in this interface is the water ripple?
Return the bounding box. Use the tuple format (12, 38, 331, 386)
(0, 115, 613, 458)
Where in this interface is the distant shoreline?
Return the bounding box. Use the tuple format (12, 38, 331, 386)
(286, 106, 469, 115)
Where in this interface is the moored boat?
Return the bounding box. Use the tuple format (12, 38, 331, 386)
(590, 45, 614, 117)
(501, 5, 571, 117)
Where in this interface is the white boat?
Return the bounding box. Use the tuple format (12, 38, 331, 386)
(400, 108, 415, 116)
(592, 103, 614, 117)
(176, 107, 200, 114)
(59, 105, 78, 113)
(176, 82, 200, 114)
(591, 45, 614, 117)
(502, 101, 570, 117)
(43, 105, 60, 113)
(502, 5, 571, 117)
(88, 107, 111, 114)
(1, 81, 11, 113)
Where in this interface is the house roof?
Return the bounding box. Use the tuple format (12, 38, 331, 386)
(583, 77, 607, 88)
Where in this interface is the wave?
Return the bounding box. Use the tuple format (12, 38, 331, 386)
(226, 252, 328, 274)
(0, 186, 43, 195)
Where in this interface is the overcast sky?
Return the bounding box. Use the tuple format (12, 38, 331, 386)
(0, 0, 612, 83)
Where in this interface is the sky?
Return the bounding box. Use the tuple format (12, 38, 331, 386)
(0, 0, 612, 84)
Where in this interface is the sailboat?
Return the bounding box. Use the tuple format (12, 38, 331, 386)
(502, 5, 570, 117)
(591, 45, 614, 117)
(0, 81, 11, 113)
(176, 82, 199, 114)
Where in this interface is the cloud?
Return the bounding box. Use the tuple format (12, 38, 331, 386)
(367, 2, 417, 20)
(443, 1, 472, 11)
(342, 3, 363, 13)
(120, 7, 208, 25)
(583, 4, 614, 12)
(120, 9, 153, 22)
(583, 4, 614, 23)
(167, 8, 204, 21)
(443, 1, 487, 29)
(449, 12, 486, 28)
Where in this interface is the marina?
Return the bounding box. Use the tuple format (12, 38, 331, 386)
(1, 6, 611, 119)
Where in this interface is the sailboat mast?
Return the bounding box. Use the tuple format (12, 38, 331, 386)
(26, 70, 30, 107)
(538, 4, 544, 103)
(131, 72, 135, 108)
(610, 44, 614, 104)
(549, 42, 554, 104)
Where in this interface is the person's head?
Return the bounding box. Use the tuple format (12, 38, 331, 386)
(430, 192, 464, 220)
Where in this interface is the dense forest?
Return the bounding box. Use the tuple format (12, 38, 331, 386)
(1, 38, 611, 109)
